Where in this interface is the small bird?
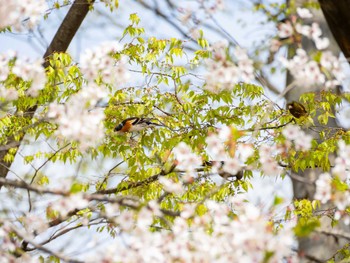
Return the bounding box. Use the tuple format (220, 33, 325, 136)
(114, 117, 163, 133)
(287, 101, 308, 118)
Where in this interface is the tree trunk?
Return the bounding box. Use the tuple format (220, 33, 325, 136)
(0, 0, 95, 187)
(286, 1, 349, 261)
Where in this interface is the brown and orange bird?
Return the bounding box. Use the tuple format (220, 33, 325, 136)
(114, 117, 164, 133)
(287, 101, 308, 118)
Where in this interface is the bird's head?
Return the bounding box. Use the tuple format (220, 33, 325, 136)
(114, 123, 123, 132)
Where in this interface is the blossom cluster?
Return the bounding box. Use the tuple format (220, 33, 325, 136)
(94, 196, 294, 263)
(172, 142, 202, 171)
(201, 0, 225, 14)
(80, 41, 130, 86)
(178, 0, 225, 26)
(314, 141, 350, 224)
(275, 8, 344, 89)
(205, 41, 255, 93)
(0, 0, 47, 31)
(0, 52, 46, 100)
(50, 193, 89, 218)
(276, 8, 329, 50)
(47, 84, 106, 151)
(46, 41, 132, 151)
(205, 126, 254, 173)
(173, 126, 255, 180)
(259, 144, 282, 176)
(0, 84, 18, 102)
(282, 124, 313, 151)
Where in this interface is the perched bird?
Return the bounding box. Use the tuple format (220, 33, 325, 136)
(287, 101, 308, 118)
(114, 117, 163, 133)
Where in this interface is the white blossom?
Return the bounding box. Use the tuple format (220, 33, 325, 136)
(159, 177, 184, 194)
(259, 144, 282, 176)
(205, 45, 254, 92)
(237, 143, 254, 162)
(222, 158, 241, 175)
(283, 124, 313, 151)
(12, 57, 46, 96)
(0, 85, 18, 101)
(314, 173, 332, 204)
(0, 53, 45, 97)
(47, 84, 106, 151)
(0, 0, 47, 31)
(80, 41, 130, 85)
(51, 194, 89, 217)
(297, 7, 313, 19)
(278, 21, 293, 39)
(173, 142, 202, 171)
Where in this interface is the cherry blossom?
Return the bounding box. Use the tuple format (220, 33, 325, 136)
(173, 142, 202, 171)
(259, 144, 282, 176)
(205, 43, 254, 92)
(210, 40, 228, 62)
(12, 57, 46, 96)
(269, 39, 281, 52)
(332, 140, 350, 180)
(0, 53, 11, 81)
(280, 48, 327, 87)
(237, 143, 254, 162)
(0, 0, 47, 31)
(314, 37, 330, 50)
(0, 53, 46, 97)
(159, 177, 184, 194)
(296, 7, 313, 19)
(80, 41, 130, 86)
(278, 21, 293, 39)
(222, 158, 241, 175)
(178, 7, 193, 25)
(20, 213, 49, 238)
(47, 84, 106, 151)
(0, 85, 18, 101)
(98, 196, 294, 263)
(334, 191, 350, 211)
(314, 173, 332, 204)
(50, 193, 89, 218)
(282, 124, 313, 151)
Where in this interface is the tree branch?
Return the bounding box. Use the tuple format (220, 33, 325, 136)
(0, 0, 95, 187)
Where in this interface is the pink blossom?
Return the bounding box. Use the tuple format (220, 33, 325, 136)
(310, 22, 322, 39)
(270, 39, 281, 52)
(210, 40, 228, 61)
(278, 22, 294, 39)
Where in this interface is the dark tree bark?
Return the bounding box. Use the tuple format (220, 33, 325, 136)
(0, 0, 95, 184)
(319, 0, 350, 61)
